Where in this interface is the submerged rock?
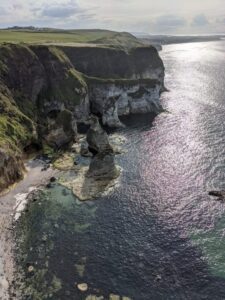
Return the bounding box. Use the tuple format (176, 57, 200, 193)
(85, 296, 104, 300)
(60, 165, 120, 201)
(77, 282, 88, 292)
(109, 295, 120, 300)
(27, 266, 34, 273)
(53, 153, 75, 171)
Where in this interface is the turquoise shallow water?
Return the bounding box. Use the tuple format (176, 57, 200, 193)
(16, 41, 225, 300)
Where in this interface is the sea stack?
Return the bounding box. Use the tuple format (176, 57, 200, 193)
(86, 116, 119, 180)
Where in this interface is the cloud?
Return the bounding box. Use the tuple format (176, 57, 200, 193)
(13, 4, 23, 10)
(76, 13, 96, 21)
(0, 5, 10, 16)
(41, 1, 83, 18)
(155, 15, 186, 28)
(151, 15, 187, 32)
(0, 0, 225, 34)
(192, 14, 209, 26)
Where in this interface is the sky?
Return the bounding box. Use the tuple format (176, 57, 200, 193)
(0, 0, 225, 34)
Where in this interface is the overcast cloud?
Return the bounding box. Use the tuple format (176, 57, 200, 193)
(0, 0, 224, 34)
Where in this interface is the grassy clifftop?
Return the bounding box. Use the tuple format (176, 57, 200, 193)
(0, 28, 142, 48)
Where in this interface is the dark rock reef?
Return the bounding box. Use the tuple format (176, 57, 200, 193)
(0, 43, 164, 192)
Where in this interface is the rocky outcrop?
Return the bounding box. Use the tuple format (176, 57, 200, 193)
(86, 116, 113, 153)
(62, 45, 164, 127)
(0, 42, 164, 192)
(0, 149, 24, 192)
(87, 152, 119, 180)
(88, 79, 163, 127)
(44, 110, 77, 149)
(86, 116, 118, 180)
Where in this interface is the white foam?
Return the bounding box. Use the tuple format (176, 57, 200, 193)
(13, 187, 36, 221)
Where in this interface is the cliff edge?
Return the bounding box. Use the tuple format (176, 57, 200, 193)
(0, 42, 164, 192)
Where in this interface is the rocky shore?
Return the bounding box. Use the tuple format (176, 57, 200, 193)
(0, 159, 58, 299)
(0, 117, 126, 298)
(0, 40, 164, 298)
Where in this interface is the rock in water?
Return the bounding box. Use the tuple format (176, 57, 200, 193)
(109, 295, 120, 300)
(85, 296, 104, 300)
(86, 116, 118, 180)
(77, 283, 88, 292)
(61, 116, 120, 200)
(87, 152, 119, 180)
(86, 115, 113, 154)
(208, 190, 225, 200)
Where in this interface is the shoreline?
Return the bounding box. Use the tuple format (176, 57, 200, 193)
(0, 159, 58, 300)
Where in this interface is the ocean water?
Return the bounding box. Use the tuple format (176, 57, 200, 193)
(16, 41, 225, 300)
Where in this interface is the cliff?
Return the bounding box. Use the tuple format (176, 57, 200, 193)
(0, 43, 164, 192)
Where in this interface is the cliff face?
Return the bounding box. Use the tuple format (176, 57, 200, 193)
(62, 45, 165, 126)
(88, 79, 163, 127)
(62, 46, 164, 81)
(0, 43, 164, 192)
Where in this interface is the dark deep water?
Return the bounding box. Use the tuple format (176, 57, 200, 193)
(16, 41, 225, 300)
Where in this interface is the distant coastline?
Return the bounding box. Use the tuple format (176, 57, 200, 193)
(135, 34, 225, 49)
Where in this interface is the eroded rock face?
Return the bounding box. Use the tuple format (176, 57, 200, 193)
(44, 110, 77, 149)
(86, 116, 113, 153)
(87, 152, 119, 180)
(62, 45, 164, 81)
(89, 81, 163, 127)
(0, 149, 24, 192)
(86, 116, 118, 181)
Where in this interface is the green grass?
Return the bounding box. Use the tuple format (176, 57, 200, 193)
(0, 29, 141, 47)
(0, 84, 35, 151)
(85, 75, 160, 87)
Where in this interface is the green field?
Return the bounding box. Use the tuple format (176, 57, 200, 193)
(0, 29, 142, 47)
